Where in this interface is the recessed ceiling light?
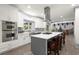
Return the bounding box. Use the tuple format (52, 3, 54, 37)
(27, 5, 31, 9)
(26, 11, 36, 16)
(71, 4, 76, 6)
(41, 13, 44, 15)
(60, 16, 63, 18)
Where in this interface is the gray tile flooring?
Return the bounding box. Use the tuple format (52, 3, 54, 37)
(1, 34, 79, 55)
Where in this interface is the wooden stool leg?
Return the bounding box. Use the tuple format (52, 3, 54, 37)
(53, 50, 57, 55)
(60, 39, 62, 50)
(63, 36, 65, 45)
(56, 50, 59, 55)
(63, 39, 65, 45)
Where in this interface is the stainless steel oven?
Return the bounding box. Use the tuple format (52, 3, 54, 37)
(2, 21, 17, 31)
(2, 21, 18, 42)
(2, 31, 17, 42)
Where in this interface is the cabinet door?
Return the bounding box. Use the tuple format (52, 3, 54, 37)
(0, 43, 10, 53)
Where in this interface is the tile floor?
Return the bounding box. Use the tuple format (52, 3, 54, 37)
(1, 34, 79, 55)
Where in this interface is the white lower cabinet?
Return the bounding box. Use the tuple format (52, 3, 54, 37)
(0, 43, 9, 53)
(0, 32, 31, 54)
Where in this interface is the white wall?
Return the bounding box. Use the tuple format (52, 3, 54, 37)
(74, 8, 79, 46)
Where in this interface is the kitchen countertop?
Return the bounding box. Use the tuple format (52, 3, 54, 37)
(31, 32, 62, 40)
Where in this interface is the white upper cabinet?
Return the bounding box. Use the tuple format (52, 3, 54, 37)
(0, 5, 18, 22)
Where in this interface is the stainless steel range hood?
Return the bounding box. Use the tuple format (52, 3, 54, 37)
(44, 6, 51, 32)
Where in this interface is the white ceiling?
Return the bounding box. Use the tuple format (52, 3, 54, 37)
(13, 4, 75, 21)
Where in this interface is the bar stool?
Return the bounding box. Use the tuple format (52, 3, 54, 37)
(62, 32, 65, 45)
(48, 36, 60, 55)
(58, 35, 62, 50)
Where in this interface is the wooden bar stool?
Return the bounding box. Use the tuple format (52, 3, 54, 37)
(58, 35, 62, 50)
(62, 32, 65, 45)
(48, 36, 60, 55)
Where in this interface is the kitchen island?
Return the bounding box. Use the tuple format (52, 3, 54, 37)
(31, 32, 62, 55)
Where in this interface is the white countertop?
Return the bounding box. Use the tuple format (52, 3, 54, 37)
(31, 32, 62, 40)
